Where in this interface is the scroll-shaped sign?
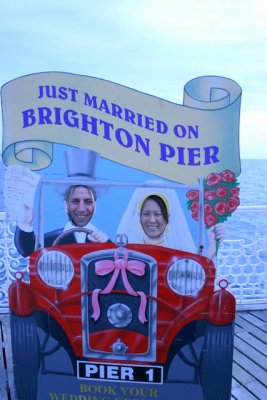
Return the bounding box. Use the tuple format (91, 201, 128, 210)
(2, 73, 239, 400)
(1, 72, 241, 184)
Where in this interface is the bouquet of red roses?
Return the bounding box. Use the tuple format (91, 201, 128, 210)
(186, 169, 240, 228)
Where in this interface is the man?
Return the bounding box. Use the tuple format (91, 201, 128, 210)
(14, 148, 110, 258)
(14, 184, 110, 257)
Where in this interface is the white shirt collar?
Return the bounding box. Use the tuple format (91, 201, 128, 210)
(63, 221, 96, 243)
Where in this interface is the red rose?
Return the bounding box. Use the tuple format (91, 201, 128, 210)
(192, 210, 199, 221)
(226, 196, 240, 213)
(221, 170, 235, 183)
(204, 189, 216, 201)
(216, 185, 228, 198)
(187, 169, 240, 228)
(205, 213, 218, 227)
(186, 190, 199, 200)
(206, 173, 222, 186)
(204, 203, 213, 215)
(191, 201, 199, 212)
(215, 200, 227, 216)
(230, 187, 240, 197)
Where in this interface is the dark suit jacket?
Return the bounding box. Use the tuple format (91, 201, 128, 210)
(14, 226, 109, 258)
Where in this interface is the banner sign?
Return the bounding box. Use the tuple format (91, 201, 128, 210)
(1, 72, 241, 184)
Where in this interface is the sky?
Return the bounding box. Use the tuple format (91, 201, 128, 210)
(0, 0, 266, 159)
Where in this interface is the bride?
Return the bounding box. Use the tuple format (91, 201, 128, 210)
(117, 183, 224, 259)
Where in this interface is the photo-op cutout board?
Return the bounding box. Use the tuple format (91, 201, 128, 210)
(1, 72, 241, 400)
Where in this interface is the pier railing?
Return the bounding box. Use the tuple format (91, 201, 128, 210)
(217, 205, 267, 310)
(1, 207, 267, 312)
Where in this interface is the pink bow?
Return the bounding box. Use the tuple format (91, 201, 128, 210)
(91, 249, 147, 324)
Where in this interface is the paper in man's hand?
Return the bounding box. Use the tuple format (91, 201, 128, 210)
(4, 165, 40, 221)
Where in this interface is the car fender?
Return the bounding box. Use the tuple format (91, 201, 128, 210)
(208, 279, 236, 325)
(8, 272, 36, 316)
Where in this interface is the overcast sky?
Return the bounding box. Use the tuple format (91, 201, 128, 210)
(1, 0, 266, 159)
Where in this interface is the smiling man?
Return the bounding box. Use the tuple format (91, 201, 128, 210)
(66, 185, 96, 227)
(14, 183, 110, 258)
(63, 184, 109, 243)
(13, 148, 110, 258)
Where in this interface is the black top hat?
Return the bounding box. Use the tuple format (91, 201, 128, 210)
(57, 148, 108, 196)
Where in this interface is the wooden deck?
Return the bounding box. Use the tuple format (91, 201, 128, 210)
(1, 310, 267, 400)
(231, 310, 267, 400)
(0, 313, 15, 400)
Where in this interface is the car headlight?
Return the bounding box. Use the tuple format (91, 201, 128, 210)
(167, 258, 205, 296)
(37, 250, 74, 288)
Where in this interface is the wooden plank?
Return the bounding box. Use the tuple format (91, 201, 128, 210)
(241, 312, 267, 330)
(0, 320, 8, 400)
(250, 310, 267, 323)
(235, 314, 267, 344)
(232, 362, 258, 385)
(245, 381, 267, 399)
(233, 311, 267, 399)
(231, 377, 258, 400)
(234, 336, 267, 369)
(232, 360, 267, 398)
(235, 329, 267, 355)
(0, 314, 16, 400)
(233, 349, 267, 396)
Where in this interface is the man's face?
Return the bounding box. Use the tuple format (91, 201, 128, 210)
(66, 186, 95, 227)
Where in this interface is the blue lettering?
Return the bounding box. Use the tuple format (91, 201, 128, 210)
(63, 110, 79, 128)
(81, 114, 98, 135)
(173, 124, 199, 138)
(144, 116, 154, 131)
(58, 86, 68, 100)
(173, 124, 187, 138)
(54, 107, 62, 125)
(177, 147, 186, 165)
(159, 143, 175, 161)
(22, 109, 36, 127)
(156, 120, 168, 134)
(204, 146, 219, 164)
(135, 135, 150, 156)
(188, 148, 201, 165)
(99, 99, 110, 114)
(115, 128, 133, 148)
(84, 93, 98, 108)
(188, 125, 199, 138)
(111, 103, 123, 119)
(124, 108, 135, 124)
(100, 119, 114, 140)
(38, 107, 53, 124)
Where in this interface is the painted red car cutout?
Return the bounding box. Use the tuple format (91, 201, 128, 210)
(8, 181, 236, 400)
(9, 241, 235, 398)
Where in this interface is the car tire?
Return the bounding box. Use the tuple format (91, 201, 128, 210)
(10, 313, 40, 400)
(199, 322, 234, 400)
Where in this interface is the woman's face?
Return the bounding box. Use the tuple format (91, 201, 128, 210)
(140, 198, 167, 239)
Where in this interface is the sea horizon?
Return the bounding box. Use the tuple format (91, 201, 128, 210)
(0, 158, 266, 211)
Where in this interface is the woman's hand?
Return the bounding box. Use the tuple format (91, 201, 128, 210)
(205, 223, 226, 259)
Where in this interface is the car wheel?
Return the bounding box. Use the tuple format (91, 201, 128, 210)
(10, 313, 40, 400)
(199, 322, 234, 400)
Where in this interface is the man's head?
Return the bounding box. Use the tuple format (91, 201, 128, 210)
(64, 185, 96, 226)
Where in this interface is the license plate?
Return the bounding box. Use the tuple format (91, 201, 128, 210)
(77, 361, 163, 384)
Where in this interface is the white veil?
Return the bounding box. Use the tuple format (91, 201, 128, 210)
(117, 182, 196, 253)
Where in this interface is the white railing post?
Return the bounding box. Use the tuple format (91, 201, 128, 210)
(0, 212, 29, 313)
